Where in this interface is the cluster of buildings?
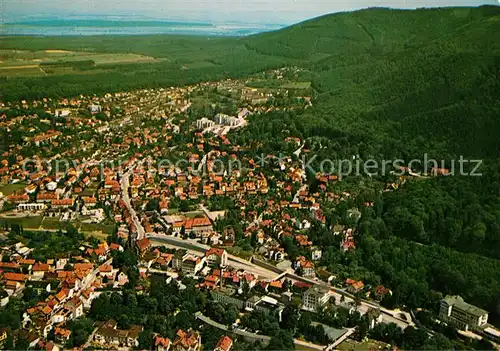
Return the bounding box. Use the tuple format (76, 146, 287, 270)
(0, 240, 129, 348)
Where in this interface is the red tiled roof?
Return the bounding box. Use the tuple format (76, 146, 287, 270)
(33, 263, 51, 272)
(0, 262, 20, 269)
(110, 243, 122, 250)
(206, 248, 225, 257)
(51, 198, 74, 206)
(184, 217, 211, 229)
(2, 272, 27, 282)
(19, 259, 35, 265)
(74, 263, 93, 272)
(154, 336, 171, 348)
(269, 280, 283, 289)
(215, 336, 233, 351)
(175, 329, 199, 349)
(99, 264, 113, 273)
(136, 238, 151, 250)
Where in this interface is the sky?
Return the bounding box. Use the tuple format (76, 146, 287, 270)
(2, 0, 498, 24)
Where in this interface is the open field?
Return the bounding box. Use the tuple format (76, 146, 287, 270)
(0, 213, 114, 238)
(281, 81, 312, 89)
(0, 48, 164, 77)
(0, 182, 27, 196)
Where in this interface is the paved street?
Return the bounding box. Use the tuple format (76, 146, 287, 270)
(148, 234, 278, 279)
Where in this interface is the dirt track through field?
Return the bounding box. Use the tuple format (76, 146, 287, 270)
(0, 64, 39, 69)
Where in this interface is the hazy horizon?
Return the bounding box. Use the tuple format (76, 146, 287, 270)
(3, 0, 499, 25)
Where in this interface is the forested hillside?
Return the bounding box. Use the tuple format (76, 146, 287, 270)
(243, 6, 500, 158)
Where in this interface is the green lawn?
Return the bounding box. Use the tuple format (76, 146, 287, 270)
(184, 211, 204, 218)
(80, 187, 97, 197)
(337, 339, 389, 351)
(281, 81, 311, 89)
(225, 246, 254, 259)
(40, 217, 64, 230)
(79, 220, 115, 235)
(2, 216, 43, 229)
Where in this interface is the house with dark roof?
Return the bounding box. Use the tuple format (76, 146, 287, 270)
(439, 295, 488, 332)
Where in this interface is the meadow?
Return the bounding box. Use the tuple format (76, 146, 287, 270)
(0, 48, 164, 77)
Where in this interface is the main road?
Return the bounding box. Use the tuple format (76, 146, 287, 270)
(120, 166, 145, 241)
(147, 234, 414, 329)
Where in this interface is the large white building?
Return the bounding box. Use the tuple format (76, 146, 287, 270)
(214, 114, 240, 127)
(439, 295, 488, 332)
(302, 286, 331, 311)
(17, 203, 45, 211)
(195, 118, 215, 129)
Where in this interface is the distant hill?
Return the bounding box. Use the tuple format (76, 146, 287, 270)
(244, 6, 500, 158)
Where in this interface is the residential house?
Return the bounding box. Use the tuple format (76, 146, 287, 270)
(181, 256, 204, 275)
(295, 256, 315, 278)
(311, 247, 322, 261)
(184, 217, 213, 237)
(165, 215, 185, 234)
(136, 238, 152, 255)
(0, 328, 8, 348)
(366, 309, 383, 330)
(54, 327, 72, 344)
(94, 320, 143, 347)
(32, 263, 53, 278)
(346, 279, 364, 294)
(221, 228, 235, 247)
(172, 250, 188, 271)
(214, 336, 233, 351)
(374, 285, 391, 301)
(0, 290, 9, 307)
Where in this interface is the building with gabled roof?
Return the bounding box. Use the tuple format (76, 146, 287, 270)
(154, 335, 171, 351)
(205, 248, 227, 268)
